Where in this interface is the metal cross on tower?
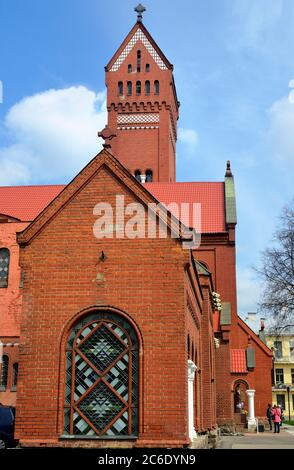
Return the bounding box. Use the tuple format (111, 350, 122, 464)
(134, 3, 146, 22)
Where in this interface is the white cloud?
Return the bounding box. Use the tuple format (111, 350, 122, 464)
(178, 127, 199, 147)
(266, 95, 294, 165)
(0, 86, 107, 185)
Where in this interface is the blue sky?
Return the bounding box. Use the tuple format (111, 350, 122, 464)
(0, 0, 294, 316)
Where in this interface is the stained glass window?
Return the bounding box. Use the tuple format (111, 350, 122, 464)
(64, 312, 139, 438)
(12, 363, 18, 390)
(0, 355, 9, 391)
(0, 248, 10, 288)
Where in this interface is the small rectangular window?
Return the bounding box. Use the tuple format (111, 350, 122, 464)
(275, 368, 284, 384)
(274, 341, 282, 359)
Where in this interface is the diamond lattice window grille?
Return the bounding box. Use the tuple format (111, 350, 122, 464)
(64, 312, 139, 438)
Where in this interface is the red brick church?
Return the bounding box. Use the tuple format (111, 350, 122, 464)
(0, 6, 272, 447)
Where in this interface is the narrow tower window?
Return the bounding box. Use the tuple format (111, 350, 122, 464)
(136, 81, 141, 95)
(118, 81, 123, 96)
(154, 80, 160, 95)
(0, 355, 9, 391)
(145, 81, 150, 95)
(146, 64, 150, 72)
(128, 64, 132, 73)
(12, 363, 18, 391)
(127, 81, 132, 96)
(146, 169, 153, 182)
(0, 247, 10, 288)
(137, 50, 141, 72)
(135, 170, 142, 182)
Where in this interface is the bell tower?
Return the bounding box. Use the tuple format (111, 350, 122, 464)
(104, 5, 180, 183)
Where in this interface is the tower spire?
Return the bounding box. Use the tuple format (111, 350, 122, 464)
(134, 3, 146, 22)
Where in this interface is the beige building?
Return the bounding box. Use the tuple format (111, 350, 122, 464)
(266, 334, 294, 421)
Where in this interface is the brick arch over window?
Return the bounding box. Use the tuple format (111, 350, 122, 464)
(62, 309, 141, 439)
(232, 379, 249, 414)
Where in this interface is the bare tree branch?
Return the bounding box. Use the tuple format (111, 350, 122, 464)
(255, 198, 294, 332)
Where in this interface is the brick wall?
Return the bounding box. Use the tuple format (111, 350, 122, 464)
(15, 165, 203, 447)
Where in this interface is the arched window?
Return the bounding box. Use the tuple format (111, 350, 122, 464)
(145, 81, 150, 95)
(127, 81, 132, 96)
(0, 248, 10, 288)
(134, 170, 142, 182)
(118, 81, 123, 96)
(198, 261, 209, 271)
(154, 80, 160, 95)
(0, 355, 9, 391)
(137, 50, 141, 72)
(145, 169, 153, 182)
(146, 64, 150, 72)
(64, 311, 139, 438)
(128, 64, 132, 73)
(187, 335, 191, 359)
(136, 81, 141, 95)
(12, 363, 18, 390)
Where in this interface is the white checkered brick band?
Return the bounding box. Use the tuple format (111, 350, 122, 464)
(117, 113, 160, 124)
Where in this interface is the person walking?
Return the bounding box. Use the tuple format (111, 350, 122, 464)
(272, 405, 281, 433)
(266, 403, 273, 431)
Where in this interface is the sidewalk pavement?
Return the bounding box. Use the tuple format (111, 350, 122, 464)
(218, 426, 294, 449)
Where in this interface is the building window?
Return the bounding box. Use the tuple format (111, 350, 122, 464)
(154, 80, 160, 95)
(128, 64, 132, 73)
(292, 394, 294, 411)
(145, 169, 153, 182)
(134, 170, 141, 182)
(277, 394, 285, 410)
(146, 64, 150, 72)
(0, 355, 9, 391)
(118, 81, 123, 96)
(11, 363, 18, 391)
(0, 248, 10, 288)
(145, 81, 150, 95)
(136, 81, 141, 95)
(274, 341, 282, 359)
(137, 50, 141, 72)
(64, 311, 139, 438)
(127, 81, 132, 96)
(275, 368, 284, 384)
(290, 340, 294, 360)
(291, 368, 294, 385)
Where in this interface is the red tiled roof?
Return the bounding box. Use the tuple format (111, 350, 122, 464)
(0, 185, 64, 221)
(146, 182, 226, 233)
(231, 349, 247, 373)
(0, 182, 226, 233)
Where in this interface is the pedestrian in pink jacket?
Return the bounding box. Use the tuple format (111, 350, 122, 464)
(272, 405, 281, 433)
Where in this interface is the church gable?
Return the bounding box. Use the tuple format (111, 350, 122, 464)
(106, 22, 172, 73)
(17, 150, 189, 247)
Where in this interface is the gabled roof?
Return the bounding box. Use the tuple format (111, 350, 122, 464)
(146, 182, 226, 233)
(231, 349, 247, 373)
(105, 21, 173, 72)
(0, 181, 226, 234)
(16, 149, 192, 246)
(0, 185, 64, 222)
